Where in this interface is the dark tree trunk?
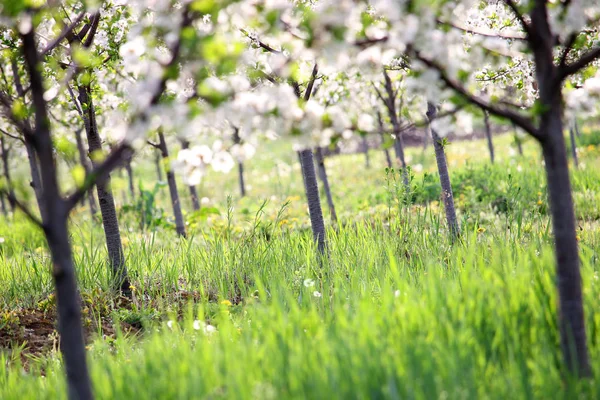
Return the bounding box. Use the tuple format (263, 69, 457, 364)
(158, 132, 187, 238)
(314, 147, 337, 224)
(541, 106, 590, 376)
(232, 128, 247, 197)
(25, 139, 46, 219)
(125, 159, 135, 200)
(574, 119, 581, 137)
(78, 84, 131, 295)
(238, 162, 246, 197)
(377, 111, 393, 169)
(393, 133, 410, 189)
(155, 151, 164, 182)
(74, 127, 97, 218)
(513, 123, 524, 156)
(380, 70, 410, 190)
(362, 136, 370, 168)
(0, 190, 6, 217)
(180, 140, 200, 211)
(569, 123, 579, 169)
(427, 102, 459, 239)
(483, 111, 495, 164)
(21, 28, 93, 400)
(299, 149, 326, 253)
(0, 135, 15, 213)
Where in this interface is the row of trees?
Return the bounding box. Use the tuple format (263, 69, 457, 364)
(0, 0, 598, 398)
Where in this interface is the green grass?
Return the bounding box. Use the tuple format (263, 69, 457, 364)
(2, 129, 600, 398)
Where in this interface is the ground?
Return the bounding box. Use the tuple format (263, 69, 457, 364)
(2, 126, 600, 398)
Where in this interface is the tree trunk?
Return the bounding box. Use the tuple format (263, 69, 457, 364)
(377, 111, 393, 169)
(0, 135, 15, 213)
(74, 128, 97, 218)
(155, 151, 164, 182)
(483, 110, 495, 164)
(299, 149, 326, 253)
(25, 139, 46, 219)
(232, 128, 247, 197)
(541, 107, 590, 376)
(427, 102, 460, 239)
(362, 136, 370, 169)
(47, 213, 94, 400)
(21, 28, 93, 400)
(238, 162, 246, 197)
(78, 84, 131, 295)
(314, 147, 337, 224)
(393, 133, 410, 189)
(574, 119, 581, 137)
(125, 159, 135, 201)
(180, 140, 200, 211)
(513, 122, 524, 156)
(569, 123, 579, 169)
(158, 132, 187, 238)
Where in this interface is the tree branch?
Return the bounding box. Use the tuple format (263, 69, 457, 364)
(559, 45, 600, 80)
(414, 53, 540, 139)
(65, 143, 133, 211)
(437, 19, 526, 41)
(502, 0, 533, 40)
(303, 64, 319, 101)
(0, 189, 43, 227)
(41, 11, 87, 55)
(147, 140, 160, 149)
(0, 127, 24, 143)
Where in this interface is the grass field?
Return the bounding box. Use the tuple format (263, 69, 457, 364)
(2, 128, 600, 398)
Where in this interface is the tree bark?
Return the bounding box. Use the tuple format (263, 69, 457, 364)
(569, 123, 579, 169)
(155, 151, 164, 182)
(180, 140, 201, 211)
(513, 123, 524, 156)
(314, 147, 337, 224)
(238, 162, 246, 197)
(25, 139, 46, 219)
(299, 149, 326, 253)
(541, 106, 590, 376)
(427, 102, 460, 240)
(483, 111, 495, 164)
(0, 135, 15, 213)
(158, 132, 187, 238)
(74, 127, 98, 218)
(125, 158, 135, 201)
(377, 111, 393, 169)
(78, 84, 131, 295)
(21, 28, 93, 400)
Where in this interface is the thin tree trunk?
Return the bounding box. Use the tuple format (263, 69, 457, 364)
(299, 149, 326, 253)
(24, 140, 46, 219)
(0, 191, 6, 217)
(74, 127, 97, 218)
(238, 162, 246, 197)
(377, 111, 393, 169)
(569, 123, 579, 168)
(21, 28, 93, 400)
(158, 131, 187, 238)
(574, 119, 581, 137)
(393, 133, 410, 189)
(427, 102, 459, 239)
(232, 128, 247, 197)
(483, 110, 495, 164)
(314, 147, 337, 224)
(155, 151, 164, 182)
(180, 140, 200, 211)
(513, 122, 524, 156)
(362, 136, 370, 168)
(541, 107, 590, 376)
(125, 159, 135, 200)
(0, 135, 15, 213)
(78, 84, 131, 295)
